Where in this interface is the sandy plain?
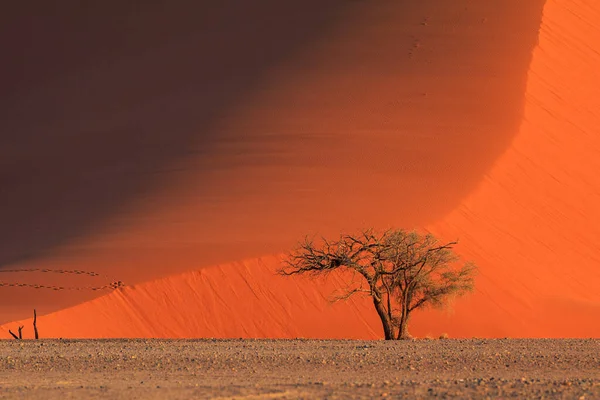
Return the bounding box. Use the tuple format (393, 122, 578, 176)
(1, 339, 599, 399)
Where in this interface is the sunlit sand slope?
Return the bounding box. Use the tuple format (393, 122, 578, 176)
(0, 1, 544, 323)
(420, 0, 600, 338)
(1, 256, 382, 339)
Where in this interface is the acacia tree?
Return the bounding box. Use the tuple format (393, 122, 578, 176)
(279, 229, 476, 340)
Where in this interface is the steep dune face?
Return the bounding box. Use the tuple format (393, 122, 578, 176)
(1, 1, 545, 323)
(421, 0, 600, 338)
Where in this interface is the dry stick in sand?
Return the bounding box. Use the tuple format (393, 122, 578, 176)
(33, 309, 39, 339)
(8, 329, 19, 340)
(18, 325, 24, 339)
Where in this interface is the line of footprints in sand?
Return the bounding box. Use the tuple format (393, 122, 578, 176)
(0, 268, 125, 291)
(408, 17, 429, 59)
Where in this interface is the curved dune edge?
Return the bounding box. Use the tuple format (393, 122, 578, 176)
(0, 0, 545, 323)
(426, 0, 600, 338)
(5, 0, 600, 339)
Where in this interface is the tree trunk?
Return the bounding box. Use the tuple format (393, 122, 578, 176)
(372, 297, 394, 340)
(397, 307, 411, 340)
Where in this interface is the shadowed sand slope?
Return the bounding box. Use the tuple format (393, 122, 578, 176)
(0, 1, 545, 323)
(0, 0, 361, 321)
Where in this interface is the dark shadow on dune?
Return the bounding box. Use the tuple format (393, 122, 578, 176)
(0, 1, 547, 274)
(0, 1, 356, 268)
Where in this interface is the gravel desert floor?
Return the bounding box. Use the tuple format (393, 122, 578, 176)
(0, 339, 599, 399)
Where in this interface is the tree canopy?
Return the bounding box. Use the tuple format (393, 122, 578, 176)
(280, 229, 476, 339)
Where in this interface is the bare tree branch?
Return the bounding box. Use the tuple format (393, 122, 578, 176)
(279, 229, 477, 340)
(330, 287, 371, 302)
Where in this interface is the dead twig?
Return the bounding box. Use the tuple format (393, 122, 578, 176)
(33, 309, 39, 339)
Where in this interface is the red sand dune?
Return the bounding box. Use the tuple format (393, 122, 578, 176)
(3, 0, 600, 338)
(0, 0, 544, 323)
(1, 256, 381, 339)
(424, 0, 600, 337)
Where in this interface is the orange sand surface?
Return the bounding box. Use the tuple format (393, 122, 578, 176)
(3, 0, 600, 338)
(2, 256, 381, 339)
(424, 0, 600, 338)
(0, 1, 544, 324)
